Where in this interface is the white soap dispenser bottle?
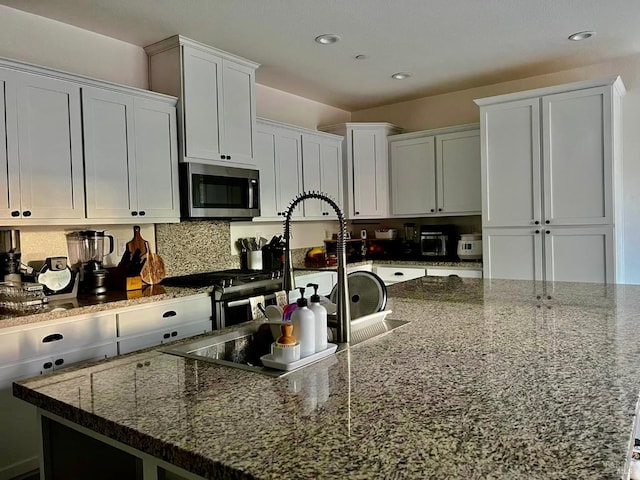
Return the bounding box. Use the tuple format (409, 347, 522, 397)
(291, 287, 316, 357)
(308, 283, 328, 352)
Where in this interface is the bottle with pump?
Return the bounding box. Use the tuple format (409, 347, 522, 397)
(307, 283, 328, 352)
(291, 287, 315, 357)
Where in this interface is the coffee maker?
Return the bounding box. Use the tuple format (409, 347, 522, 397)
(66, 231, 114, 295)
(0, 229, 21, 282)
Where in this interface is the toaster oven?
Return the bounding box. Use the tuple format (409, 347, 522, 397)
(420, 226, 452, 257)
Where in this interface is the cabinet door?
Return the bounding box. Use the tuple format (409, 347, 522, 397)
(542, 86, 612, 225)
(255, 127, 279, 218)
(220, 59, 255, 164)
(133, 97, 180, 219)
(436, 129, 481, 214)
(351, 128, 388, 217)
(302, 133, 343, 218)
(544, 226, 614, 283)
(481, 98, 541, 227)
(0, 69, 20, 219)
(15, 72, 84, 219)
(275, 128, 303, 217)
(182, 45, 223, 161)
(82, 87, 137, 219)
(389, 136, 436, 215)
(483, 227, 544, 281)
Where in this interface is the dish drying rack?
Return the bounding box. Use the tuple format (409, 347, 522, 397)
(0, 282, 47, 310)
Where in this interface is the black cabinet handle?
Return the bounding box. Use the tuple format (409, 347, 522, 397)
(394, 272, 404, 276)
(546, 230, 550, 234)
(163, 333, 170, 339)
(221, 155, 225, 160)
(438, 208, 442, 212)
(534, 220, 540, 225)
(171, 331, 178, 337)
(430, 209, 435, 212)
(43, 361, 53, 369)
(131, 211, 138, 216)
(355, 211, 360, 215)
(228, 155, 231, 160)
(139, 211, 146, 216)
(536, 295, 541, 300)
(54, 358, 64, 366)
(42, 333, 64, 343)
(547, 295, 552, 300)
(11, 210, 19, 217)
(162, 310, 177, 318)
(23, 210, 31, 217)
(545, 220, 550, 224)
(535, 230, 540, 234)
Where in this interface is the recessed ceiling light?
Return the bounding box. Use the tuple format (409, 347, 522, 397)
(315, 34, 341, 45)
(568, 31, 596, 41)
(391, 72, 412, 80)
(355, 54, 368, 60)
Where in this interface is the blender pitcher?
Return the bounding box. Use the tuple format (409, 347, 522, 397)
(80, 230, 114, 270)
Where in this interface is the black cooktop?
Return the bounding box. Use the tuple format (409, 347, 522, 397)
(162, 269, 281, 288)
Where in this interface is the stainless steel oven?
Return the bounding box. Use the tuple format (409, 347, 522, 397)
(181, 163, 260, 219)
(162, 270, 283, 329)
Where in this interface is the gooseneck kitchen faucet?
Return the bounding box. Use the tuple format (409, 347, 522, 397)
(282, 191, 351, 344)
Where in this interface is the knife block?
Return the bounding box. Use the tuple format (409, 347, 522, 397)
(106, 267, 142, 291)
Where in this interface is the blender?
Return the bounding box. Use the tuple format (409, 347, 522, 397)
(66, 231, 114, 295)
(402, 223, 418, 257)
(0, 229, 22, 282)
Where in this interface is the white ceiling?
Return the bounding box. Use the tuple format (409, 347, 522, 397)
(1, 0, 639, 111)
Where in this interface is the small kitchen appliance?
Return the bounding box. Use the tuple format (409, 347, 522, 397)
(457, 234, 483, 261)
(35, 257, 79, 298)
(66, 230, 114, 295)
(420, 225, 454, 258)
(0, 229, 21, 282)
(402, 223, 418, 256)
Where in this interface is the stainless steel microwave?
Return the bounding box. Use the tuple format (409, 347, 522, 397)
(181, 163, 260, 219)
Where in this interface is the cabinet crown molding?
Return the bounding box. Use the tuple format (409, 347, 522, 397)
(474, 75, 625, 106)
(144, 34, 260, 69)
(257, 117, 343, 140)
(388, 123, 480, 142)
(0, 56, 177, 105)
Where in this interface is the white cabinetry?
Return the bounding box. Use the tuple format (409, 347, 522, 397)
(145, 35, 259, 167)
(320, 123, 401, 219)
(116, 294, 212, 354)
(0, 70, 85, 222)
(388, 125, 480, 217)
(82, 87, 180, 222)
(476, 76, 625, 284)
(374, 265, 425, 286)
(255, 118, 343, 221)
(426, 267, 483, 279)
(291, 271, 338, 300)
(0, 312, 117, 479)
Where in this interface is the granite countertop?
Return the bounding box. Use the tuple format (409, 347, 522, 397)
(0, 285, 211, 329)
(14, 277, 640, 479)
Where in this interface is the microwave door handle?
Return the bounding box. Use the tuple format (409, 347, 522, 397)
(248, 179, 256, 208)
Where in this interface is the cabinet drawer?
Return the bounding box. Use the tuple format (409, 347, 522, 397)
(0, 313, 116, 365)
(426, 267, 483, 278)
(374, 266, 426, 284)
(118, 319, 212, 355)
(117, 295, 211, 338)
(294, 272, 337, 297)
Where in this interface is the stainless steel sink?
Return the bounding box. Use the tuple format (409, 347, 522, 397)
(161, 314, 409, 378)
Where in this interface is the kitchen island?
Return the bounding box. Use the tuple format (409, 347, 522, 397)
(13, 277, 640, 479)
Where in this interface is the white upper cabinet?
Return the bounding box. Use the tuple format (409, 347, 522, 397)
(320, 123, 401, 219)
(82, 87, 179, 222)
(255, 118, 342, 221)
(0, 69, 19, 220)
(12, 71, 85, 221)
(145, 36, 259, 167)
(390, 136, 436, 215)
(476, 76, 625, 284)
(388, 125, 480, 217)
(301, 132, 343, 218)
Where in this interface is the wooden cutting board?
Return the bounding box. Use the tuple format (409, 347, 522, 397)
(140, 241, 166, 285)
(126, 226, 149, 258)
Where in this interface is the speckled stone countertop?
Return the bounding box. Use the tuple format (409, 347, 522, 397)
(14, 277, 640, 479)
(0, 286, 211, 329)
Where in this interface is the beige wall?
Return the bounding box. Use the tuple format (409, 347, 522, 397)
(352, 53, 640, 283)
(0, 5, 148, 89)
(256, 84, 350, 129)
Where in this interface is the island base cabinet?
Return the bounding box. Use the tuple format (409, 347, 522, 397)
(0, 384, 39, 479)
(40, 413, 206, 480)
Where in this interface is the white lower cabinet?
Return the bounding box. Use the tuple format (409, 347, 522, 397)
(291, 271, 338, 301)
(483, 226, 613, 283)
(116, 295, 212, 354)
(374, 266, 426, 286)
